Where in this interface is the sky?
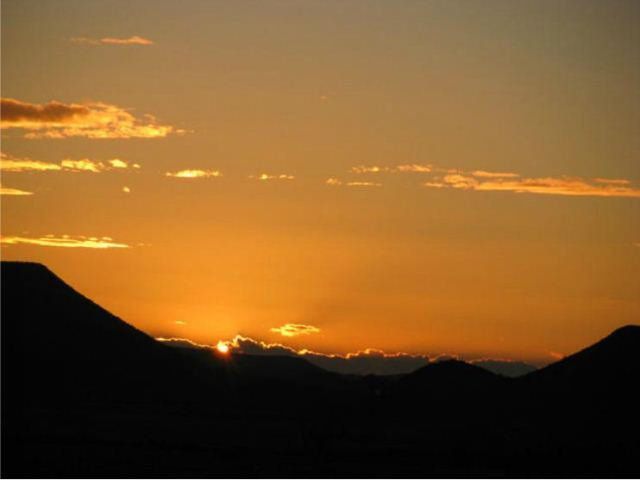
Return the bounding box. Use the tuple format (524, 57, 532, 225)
(2, 0, 639, 366)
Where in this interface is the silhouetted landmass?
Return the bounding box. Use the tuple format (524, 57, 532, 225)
(471, 359, 537, 377)
(2, 261, 639, 477)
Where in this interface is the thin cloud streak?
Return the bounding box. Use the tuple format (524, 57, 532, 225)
(70, 36, 154, 46)
(1, 235, 131, 249)
(165, 169, 222, 179)
(1, 97, 179, 139)
(1, 153, 139, 173)
(434, 174, 640, 198)
(326, 178, 382, 187)
(250, 173, 295, 181)
(351, 164, 432, 174)
(0, 185, 34, 196)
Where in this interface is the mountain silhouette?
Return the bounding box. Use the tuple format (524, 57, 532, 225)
(523, 325, 640, 391)
(1, 261, 226, 408)
(2, 261, 639, 476)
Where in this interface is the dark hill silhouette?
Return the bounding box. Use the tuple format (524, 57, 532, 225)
(385, 359, 507, 408)
(471, 359, 537, 377)
(522, 325, 640, 392)
(1, 261, 227, 410)
(2, 261, 639, 476)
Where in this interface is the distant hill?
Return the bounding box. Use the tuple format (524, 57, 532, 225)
(471, 359, 537, 377)
(523, 325, 640, 389)
(1, 261, 228, 410)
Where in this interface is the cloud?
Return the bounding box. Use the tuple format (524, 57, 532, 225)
(0, 185, 33, 196)
(433, 173, 640, 198)
(396, 164, 433, 173)
(158, 334, 542, 376)
(326, 178, 382, 187)
(250, 173, 295, 181)
(1, 97, 179, 139)
(342, 163, 640, 199)
(470, 170, 519, 178)
(346, 181, 382, 187)
(1, 235, 130, 249)
(70, 36, 154, 46)
(60, 159, 106, 172)
(1, 153, 139, 173)
(0, 153, 62, 172)
(351, 165, 392, 174)
(122, 186, 131, 193)
(351, 164, 432, 174)
(165, 169, 222, 178)
(174, 321, 187, 326)
(156, 337, 209, 349)
(270, 323, 320, 337)
(593, 178, 632, 185)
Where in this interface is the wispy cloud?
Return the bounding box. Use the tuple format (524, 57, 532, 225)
(165, 169, 222, 179)
(351, 163, 432, 174)
(351, 165, 392, 174)
(326, 178, 382, 187)
(1, 153, 139, 173)
(470, 170, 519, 178)
(70, 35, 154, 46)
(0, 185, 33, 196)
(1, 235, 130, 249)
(347, 181, 382, 187)
(344, 163, 640, 198)
(0, 152, 62, 171)
(432, 173, 640, 198)
(270, 323, 320, 337)
(250, 173, 295, 181)
(1, 97, 180, 139)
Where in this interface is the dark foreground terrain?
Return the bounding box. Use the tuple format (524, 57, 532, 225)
(2, 261, 639, 477)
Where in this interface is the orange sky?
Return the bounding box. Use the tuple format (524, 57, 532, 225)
(2, 0, 639, 365)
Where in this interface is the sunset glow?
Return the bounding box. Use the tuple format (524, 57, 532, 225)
(2, 0, 639, 367)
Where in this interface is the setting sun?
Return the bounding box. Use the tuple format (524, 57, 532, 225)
(216, 341, 230, 355)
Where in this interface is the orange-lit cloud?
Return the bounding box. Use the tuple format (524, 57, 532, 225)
(0, 185, 33, 196)
(270, 323, 320, 337)
(122, 186, 131, 193)
(250, 173, 295, 181)
(0, 97, 179, 139)
(156, 334, 542, 376)
(1, 235, 130, 249)
(70, 35, 154, 46)
(326, 178, 381, 187)
(433, 173, 640, 198)
(1, 153, 139, 173)
(351, 165, 392, 174)
(396, 164, 433, 173)
(470, 170, 519, 178)
(0, 153, 62, 172)
(343, 163, 640, 198)
(347, 181, 382, 187)
(351, 163, 432, 174)
(165, 169, 222, 178)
